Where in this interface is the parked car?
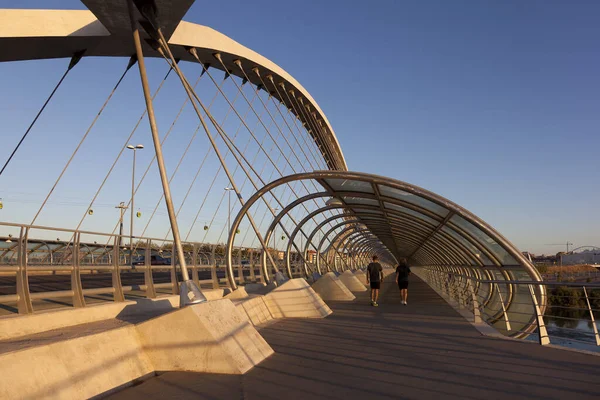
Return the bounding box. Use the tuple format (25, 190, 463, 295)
(131, 254, 171, 266)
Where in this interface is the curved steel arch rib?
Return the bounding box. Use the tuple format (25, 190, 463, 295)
(0, 5, 346, 171)
(225, 171, 543, 309)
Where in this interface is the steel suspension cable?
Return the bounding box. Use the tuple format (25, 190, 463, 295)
(156, 41, 333, 273)
(218, 64, 340, 235)
(158, 52, 315, 277)
(204, 90, 298, 245)
(137, 124, 201, 239)
(73, 65, 174, 235)
(184, 84, 264, 242)
(161, 77, 253, 242)
(215, 128, 297, 245)
(101, 68, 208, 243)
(137, 75, 236, 241)
(200, 62, 332, 230)
(30, 56, 137, 226)
(235, 62, 317, 174)
(0, 51, 85, 177)
(264, 76, 327, 170)
(154, 34, 282, 272)
(281, 87, 330, 170)
(289, 91, 337, 169)
(203, 88, 339, 253)
(280, 86, 330, 170)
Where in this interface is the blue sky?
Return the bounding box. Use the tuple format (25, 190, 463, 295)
(0, 0, 598, 255)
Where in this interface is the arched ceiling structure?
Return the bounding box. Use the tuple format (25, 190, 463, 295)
(226, 170, 543, 288)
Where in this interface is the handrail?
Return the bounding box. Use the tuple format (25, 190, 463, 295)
(418, 266, 600, 351)
(0, 221, 306, 315)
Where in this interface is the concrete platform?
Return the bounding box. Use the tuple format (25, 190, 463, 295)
(311, 272, 355, 301)
(338, 270, 368, 292)
(108, 274, 600, 400)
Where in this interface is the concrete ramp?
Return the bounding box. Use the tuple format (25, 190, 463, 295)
(264, 278, 332, 318)
(232, 295, 275, 326)
(339, 270, 368, 292)
(224, 287, 249, 299)
(137, 299, 273, 375)
(311, 272, 356, 301)
(354, 270, 368, 285)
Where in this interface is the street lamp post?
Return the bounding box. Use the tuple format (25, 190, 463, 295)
(273, 207, 280, 267)
(115, 201, 128, 254)
(127, 144, 143, 263)
(225, 187, 235, 277)
(224, 187, 235, 237)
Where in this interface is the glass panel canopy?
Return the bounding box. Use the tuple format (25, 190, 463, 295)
(308, 171, 534, 278)
(384, 202, 439, 226)
(449, 215, 518, 265)
(441, 226, 494, 266)
(343, 196, 380, 206)
(378, 184, 449, 217)
(324, 179, 374, 193)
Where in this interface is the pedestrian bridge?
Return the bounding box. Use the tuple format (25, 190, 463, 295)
(0, 1, 599, 398)
(106, 275, 600, 400)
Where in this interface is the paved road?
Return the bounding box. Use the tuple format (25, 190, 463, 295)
(107, 274, 600, 400)
(0, 269, 255, 314)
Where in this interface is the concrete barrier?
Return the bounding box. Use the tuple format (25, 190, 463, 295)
(0, 322, 153, 399)
(136, 299, 274, 375)
(0, 296, 178, 341)
(311, 272, 355, 301)
(0, 298, 276, 399)
(265, 278, 332, 318)
(0, 289, 227, 341)
(339, 270, 368, 292)
(224, 287, 249, 299)
(232, 295, 275, 326)
(354, 270, 367, 285)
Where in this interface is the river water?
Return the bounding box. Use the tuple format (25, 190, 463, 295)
(524, 309, 600, 353)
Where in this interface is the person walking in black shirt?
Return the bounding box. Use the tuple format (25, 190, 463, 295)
(395, 259, 411, 305)
(366, 255, 384, 306)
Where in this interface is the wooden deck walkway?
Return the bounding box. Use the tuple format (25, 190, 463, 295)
(108, 274, 600, 399)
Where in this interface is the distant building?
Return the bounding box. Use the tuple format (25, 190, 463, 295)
(531, 254, 557, 265)
(561, 249, 600, 265)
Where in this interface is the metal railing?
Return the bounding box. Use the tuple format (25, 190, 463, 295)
(0, 222, 307, 315)
(418, 267, 600, 351)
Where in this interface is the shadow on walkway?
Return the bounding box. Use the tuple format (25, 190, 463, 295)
(108, 275, 600, 400)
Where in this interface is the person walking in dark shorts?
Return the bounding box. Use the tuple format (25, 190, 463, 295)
(395, 258, 411, 305)
(366, 255, 384, 306)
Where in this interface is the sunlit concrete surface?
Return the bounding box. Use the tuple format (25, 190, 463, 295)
(136, 299, 274, 375)
(338, 270, 368, 292)
(264, 278, 332, 319)
(108, 275, 600, 400)
(311, 272, 355, 301)
(0, 277, 337, 399)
